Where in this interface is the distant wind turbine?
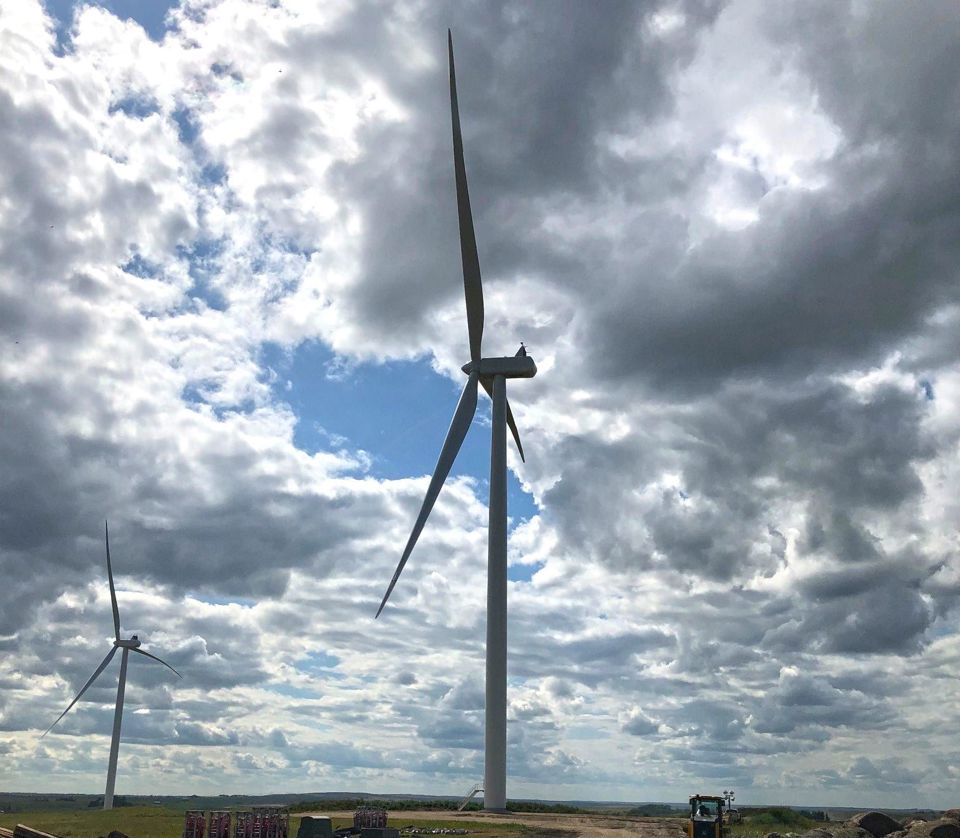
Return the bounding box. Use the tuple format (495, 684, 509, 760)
(42, 521, 181, 810)
(375, 31, 537, 813)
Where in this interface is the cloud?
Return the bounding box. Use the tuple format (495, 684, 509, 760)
(2, 0, 960, 808)
(620, 707, 659, 737)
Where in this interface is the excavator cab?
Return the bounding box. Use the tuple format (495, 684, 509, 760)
(688, 795, 725, 838)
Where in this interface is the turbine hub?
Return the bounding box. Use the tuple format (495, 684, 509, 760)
(461, 355, 537, 379)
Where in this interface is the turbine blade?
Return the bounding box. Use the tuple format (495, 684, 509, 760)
(105, 520, 120, 641)
(40, 646, 117, 738)
(505, 400, 525, 464)
(448, 30, 484, 363)
(481, 377, 524, 462)
(131, 647, 182, 678)
(376, 372, 479, 617)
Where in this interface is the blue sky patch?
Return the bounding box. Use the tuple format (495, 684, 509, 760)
(300, 650, 341, 670)
(177, 239, 228, 311)
(109, 96, 161, 119)
(172, 106, 200, 145)
(44, 0, 178, 47)
(508, 560, 544, 583)
(122, 253, 159, 278)
(261, 340, 538, 524)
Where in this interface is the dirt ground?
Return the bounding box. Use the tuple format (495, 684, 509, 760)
(297, 809, 685, 838)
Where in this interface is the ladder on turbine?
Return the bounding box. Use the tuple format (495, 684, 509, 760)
(458, 782, 484, 811)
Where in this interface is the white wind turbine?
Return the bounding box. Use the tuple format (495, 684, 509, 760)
(375, 31, 537, 813)
(42, 521, 181, 810)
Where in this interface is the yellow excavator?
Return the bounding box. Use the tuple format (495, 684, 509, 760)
(687, 795, 726, 838)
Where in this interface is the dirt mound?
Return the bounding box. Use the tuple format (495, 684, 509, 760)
(908, 821, 960, 838)
(849, 813, 903, 838)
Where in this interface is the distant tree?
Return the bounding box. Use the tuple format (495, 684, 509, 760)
(506, 802, 588, 814)
(746, 809, 814, 828)
(627, 805, 684, 817)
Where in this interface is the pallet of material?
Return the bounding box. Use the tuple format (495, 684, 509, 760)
(14, 825, 62, 838)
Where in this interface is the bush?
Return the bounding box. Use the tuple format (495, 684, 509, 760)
(747, 809, 812, 828)
(627, 805, 684, 817)
(507, 803, 588, 815)
(290, 799, 589, 816)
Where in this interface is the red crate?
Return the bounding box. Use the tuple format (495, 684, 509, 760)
(184, 811, 206, 838)
(210, 811, 232, 838)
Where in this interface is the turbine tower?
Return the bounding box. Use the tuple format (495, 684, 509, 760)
(376, 31, 536, 813)
(42, 521, 181, 810)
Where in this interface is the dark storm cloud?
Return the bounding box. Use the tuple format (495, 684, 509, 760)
(172, 720, 240, 746)
(767, 384, 933, 511)
(591, 173, 960, 388)
(418, 714, 483, 752)
(788, 581, 933, 656)
(312, 0, 725, 346)
(752, 671, 896, 736)
(620, 707, 659, 736)
(668, 698, 746, 741)
(415, 677, 484, 750)
(510, 618, 676, 687)
(537, 377, 937, 639)
(761, 0, 960, 148)
(268, 0, 960, 402)
(582, 0, 960, 391)
(306, 0, 960, 396)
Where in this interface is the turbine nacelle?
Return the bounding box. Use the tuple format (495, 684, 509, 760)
(115, 636, 142, 649)
(461, 356, 537, 379)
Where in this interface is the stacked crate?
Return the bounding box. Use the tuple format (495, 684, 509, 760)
(234, 811, 255, 838)
(210, 811, 232, 838)
(184, 811, 207, 838)
(252, 806, 289, 838)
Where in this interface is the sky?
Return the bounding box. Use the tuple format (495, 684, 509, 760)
(1, 0, 959, 809)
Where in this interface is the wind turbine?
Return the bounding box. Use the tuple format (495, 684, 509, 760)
(42, 521, 181, 810)
(375, 31, 537, 813)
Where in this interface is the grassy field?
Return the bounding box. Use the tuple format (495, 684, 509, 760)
(0, 806, 186, 838)
(727, 810, 819, 838)
(0, 807, 537, 838)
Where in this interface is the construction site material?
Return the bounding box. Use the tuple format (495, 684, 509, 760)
(252, 806, 289, 838)
(13, 826, 60, 838)
(296, 817, 333, 838)
(210, 812, 232, 838)
(185, 810, 207, 838)
(235, 810, 255, 838)
(354, 809, 387, 830)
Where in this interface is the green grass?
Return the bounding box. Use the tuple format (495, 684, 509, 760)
(727, 809, 818, 838)
(0, 806, 185, 838)
(0, 808, 531, 838)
